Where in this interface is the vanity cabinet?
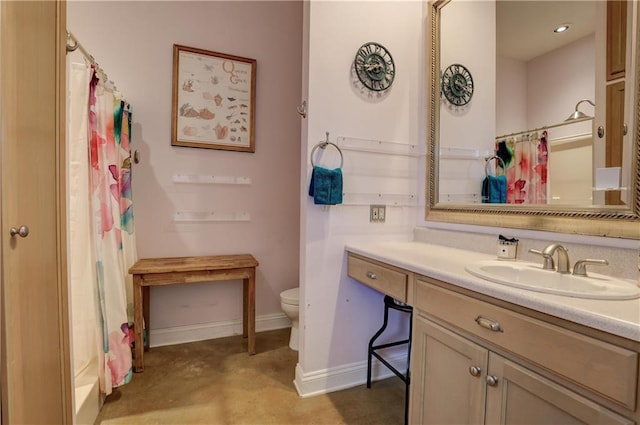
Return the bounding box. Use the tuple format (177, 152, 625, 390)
(345, 250, 640, 424)
(410, 277, 639, 425)
(412, 316, 633, 424)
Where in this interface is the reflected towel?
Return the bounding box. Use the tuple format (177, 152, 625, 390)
(482, 175, 507, 203)
(308, 166, 343, 205)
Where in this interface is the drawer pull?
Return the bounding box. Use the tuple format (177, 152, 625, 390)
(469, 366, 482, 377)
(486, 375, 499, 386)
(366, 271, 377, 280)
(475, 316, 503, 332)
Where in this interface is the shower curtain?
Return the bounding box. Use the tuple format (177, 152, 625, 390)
(496, 130, 548, 204)
(69, 63, 98, 380)
(69, 62, 136, 396)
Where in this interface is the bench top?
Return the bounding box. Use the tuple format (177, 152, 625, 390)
(129, 254, 259, 274)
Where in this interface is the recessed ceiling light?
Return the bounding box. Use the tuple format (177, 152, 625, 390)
(554, 24, 570, 33)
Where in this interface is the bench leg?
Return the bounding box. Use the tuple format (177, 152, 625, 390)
(133, 276, 144, 372)
(243, 270, 256, 355)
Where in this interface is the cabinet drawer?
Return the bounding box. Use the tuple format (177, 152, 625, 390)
(415, 279, 638, 409)
(348, 254, 408, 302)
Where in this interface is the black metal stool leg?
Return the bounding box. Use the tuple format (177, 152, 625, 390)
(367, 296, 413, 425)
(367, 299, 390, 388)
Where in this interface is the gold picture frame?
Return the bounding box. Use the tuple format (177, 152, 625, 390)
(172, 44, 256, 152)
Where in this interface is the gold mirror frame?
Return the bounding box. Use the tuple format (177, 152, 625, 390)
(425, 0, 640, 239)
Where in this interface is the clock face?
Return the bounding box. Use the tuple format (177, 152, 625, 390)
(442, 64, 474, 106)
(354, 42, 395, 92)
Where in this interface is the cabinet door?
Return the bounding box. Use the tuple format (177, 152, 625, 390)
(485, 353, 633, 425)
(410, 315, 488, 425)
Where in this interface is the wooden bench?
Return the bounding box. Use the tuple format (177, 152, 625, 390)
(129, 254, 259, 372)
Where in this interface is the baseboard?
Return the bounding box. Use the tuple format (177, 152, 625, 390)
(149, 313, 291, 347)
(293, 351, 408, 398)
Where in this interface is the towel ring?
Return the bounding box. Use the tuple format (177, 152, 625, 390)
(485, 155, 506, 177)
(310, 132, 344, 168)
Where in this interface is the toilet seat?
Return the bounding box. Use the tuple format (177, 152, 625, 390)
(280, 288, 299, 305)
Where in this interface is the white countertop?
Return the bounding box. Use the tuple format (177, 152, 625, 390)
(345, 241, 640, 342)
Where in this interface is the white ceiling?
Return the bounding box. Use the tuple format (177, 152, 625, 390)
(497, 1, 597, 62)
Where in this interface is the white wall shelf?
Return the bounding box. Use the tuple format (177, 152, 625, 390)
(439, 193, 480, 203)
(337, 136, 425, 157)
(342, 192, 417, 206)
(439, 147, 493, 160)
(173, 174, 252, 185)
(173, 211, 251, 222)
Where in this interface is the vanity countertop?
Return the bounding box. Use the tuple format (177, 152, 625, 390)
(345, 241, 640, 342)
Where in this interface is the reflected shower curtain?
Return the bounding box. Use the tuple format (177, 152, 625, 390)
(88, 66, 136, 394)
(496, 130, 548, 204)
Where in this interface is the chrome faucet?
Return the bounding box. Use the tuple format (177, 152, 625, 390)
(528, 248, 555, 270)
(572, 259, 609, 277)
(542, 243, 570, 274)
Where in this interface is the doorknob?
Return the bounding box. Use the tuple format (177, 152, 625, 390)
(10, 225, 29, 238)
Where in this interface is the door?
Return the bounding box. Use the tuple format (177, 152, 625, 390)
(485, 353, 632, 425)
(0, 1, 72, 423)
(410, 315, 488, 425)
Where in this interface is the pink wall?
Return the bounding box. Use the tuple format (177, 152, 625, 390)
(68, 2, 302, 337)
(497, 35, 595, 139)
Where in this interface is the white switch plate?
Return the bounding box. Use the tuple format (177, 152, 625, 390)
(370, 205, 386, 223)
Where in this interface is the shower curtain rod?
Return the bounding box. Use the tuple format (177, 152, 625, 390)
(496, 116, 593, 140)
(65, 31, 117, 91)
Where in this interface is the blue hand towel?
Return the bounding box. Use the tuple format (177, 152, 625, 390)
(308, 166, 343, 205)
(482, 175, 507, 203)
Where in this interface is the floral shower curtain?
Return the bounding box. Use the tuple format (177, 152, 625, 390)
(496, 130, 549, 204)
(88, 66, 137, 394)
(69, 63, 98, 379)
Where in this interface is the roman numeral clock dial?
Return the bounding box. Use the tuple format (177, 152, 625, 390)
(354, 42, 395, 93)
(441, 63, 474, 106)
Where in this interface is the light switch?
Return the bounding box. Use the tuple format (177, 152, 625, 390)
(370, 205, 386, 223)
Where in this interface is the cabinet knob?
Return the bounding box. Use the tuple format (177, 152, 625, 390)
(469, 366, 482, 377)
(366, 271, 377, 280)
(9, 225, 29, 238)
(486, 375, 499, 386)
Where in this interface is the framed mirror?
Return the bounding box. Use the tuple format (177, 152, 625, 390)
(425, 0, 640, 239)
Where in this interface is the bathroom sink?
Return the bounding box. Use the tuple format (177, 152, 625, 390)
(465, 260, 640, 300)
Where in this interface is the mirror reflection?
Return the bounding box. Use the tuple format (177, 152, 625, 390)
(437, 0, 631, 208)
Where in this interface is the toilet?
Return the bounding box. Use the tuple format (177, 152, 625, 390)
(280, 287, 299, 351)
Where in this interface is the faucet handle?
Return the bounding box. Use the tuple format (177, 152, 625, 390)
(529, 248, 555, 270)
(572, 259, 609, 277)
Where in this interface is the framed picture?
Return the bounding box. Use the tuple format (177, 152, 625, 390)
(172, 44, 256, 152)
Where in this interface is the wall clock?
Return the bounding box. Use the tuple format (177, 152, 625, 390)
(441, 63, 474, 106)
(354, 42, 395, 92)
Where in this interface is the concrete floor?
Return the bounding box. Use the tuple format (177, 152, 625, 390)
(95, 328, 405, 424)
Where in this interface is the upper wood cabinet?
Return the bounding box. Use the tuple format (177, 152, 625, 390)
(607, 0, 627, 81)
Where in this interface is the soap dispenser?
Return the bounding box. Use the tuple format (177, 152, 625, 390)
(497, 235, 518, 260)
